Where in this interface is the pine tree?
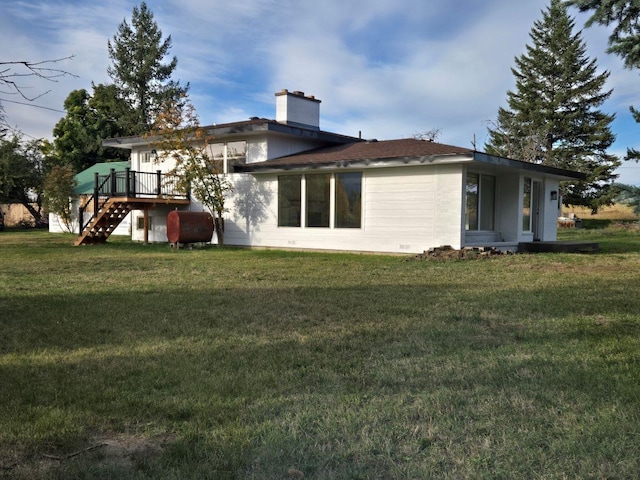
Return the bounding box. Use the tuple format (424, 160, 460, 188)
(107, 2, 188, 134)
(569, 0, 640, 160)
(486, 0, 620, 211)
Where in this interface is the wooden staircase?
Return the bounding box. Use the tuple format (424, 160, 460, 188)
(74, 198, 135, 246)
(73, 168, 190, 246)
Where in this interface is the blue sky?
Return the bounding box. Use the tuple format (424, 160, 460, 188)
(2, 0, 639, 185)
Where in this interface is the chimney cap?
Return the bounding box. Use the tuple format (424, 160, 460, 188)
(275, 89, 321, 103)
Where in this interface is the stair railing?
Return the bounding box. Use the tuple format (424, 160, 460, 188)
(77, 168, 190, 235)
(78, 171, 113, 235)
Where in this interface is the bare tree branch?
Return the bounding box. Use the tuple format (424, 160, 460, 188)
(0, 56, 77, 102)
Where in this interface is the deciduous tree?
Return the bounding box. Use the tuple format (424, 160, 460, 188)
(150, 96, 232, 245)
(43, 164, 77, 232)
(0, 57, 75, 130)
(486, 0, 620, 211)
(47, 84, 131, 173)
(0, 135, 45, 226)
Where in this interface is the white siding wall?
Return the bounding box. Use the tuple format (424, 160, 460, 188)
(49, 201, 131, 236)
(224, 164, 464, 254)
(253, 135, 331, 163)
(131, 205, 188, 243)
(432, 167, 465, 249)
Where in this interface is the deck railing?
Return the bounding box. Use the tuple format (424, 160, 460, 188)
(78, 168, 189, 235)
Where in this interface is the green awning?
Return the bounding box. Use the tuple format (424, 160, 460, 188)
(74, 161, 130, 195)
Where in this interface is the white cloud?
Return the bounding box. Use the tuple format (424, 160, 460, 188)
(1, 0, 638, 185)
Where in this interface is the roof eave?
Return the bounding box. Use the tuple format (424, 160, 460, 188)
(102, 120, 361, 150)
(234, 153, 474, 173)
(473, 152, 587, 180)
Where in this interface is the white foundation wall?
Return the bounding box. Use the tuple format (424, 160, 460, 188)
(131, 205, 180, 243)
(49, 201, 131, 236)
(224, 165, 464, 254)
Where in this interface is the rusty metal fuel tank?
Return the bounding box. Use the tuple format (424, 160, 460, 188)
(166, 210, 214, 244)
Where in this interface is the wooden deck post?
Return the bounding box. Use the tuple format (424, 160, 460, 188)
(110, 168, 116, 196)
(143, 208, 149, 245)
(93, 172, 99, 218)
(125, 168, 131, 197)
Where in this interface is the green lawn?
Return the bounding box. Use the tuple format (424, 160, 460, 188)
(1, 228, 639, 479)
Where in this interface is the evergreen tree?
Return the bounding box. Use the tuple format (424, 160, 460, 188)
(107, 2, 188, 134)
(568, 0, 640, 160)
(486, 0, 620, 211)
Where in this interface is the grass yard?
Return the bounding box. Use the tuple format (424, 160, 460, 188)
(1, 227, 640, 479)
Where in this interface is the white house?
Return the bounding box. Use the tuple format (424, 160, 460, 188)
(94, 89, 583, 253)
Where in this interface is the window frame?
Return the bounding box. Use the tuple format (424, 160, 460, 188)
(277, 172, 362, 229)
(522, 176, 532, 232)
(136, 215, 153, 230)
(305, 173, 331, 228)
(277, 174, 302, 227)
(207, 141, 247, 174)
(465, 172, 496, 232)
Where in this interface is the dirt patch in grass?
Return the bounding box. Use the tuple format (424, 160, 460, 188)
(410, 245, 511, 261)
(3, 432, 176, 479)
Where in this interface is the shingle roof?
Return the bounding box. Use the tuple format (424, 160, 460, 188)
(236, 138, 585, 180)
(240, 138, 473, 169)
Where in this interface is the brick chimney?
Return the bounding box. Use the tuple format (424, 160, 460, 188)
(275, 89, 321, 130)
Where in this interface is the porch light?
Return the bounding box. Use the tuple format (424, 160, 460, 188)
(550, 190, 558, 201)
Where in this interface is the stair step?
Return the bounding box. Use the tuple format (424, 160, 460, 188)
(75, 199, 134, 245)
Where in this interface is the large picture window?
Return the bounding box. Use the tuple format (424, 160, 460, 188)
(466, 172, 495, 231)
(278, 175, 302, 227)
(306, 173, 330, 227)
(277, 172, 362, 229)
(335, 172, 362, 228)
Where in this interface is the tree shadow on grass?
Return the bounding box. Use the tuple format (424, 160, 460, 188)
(2, 277, 640, 478)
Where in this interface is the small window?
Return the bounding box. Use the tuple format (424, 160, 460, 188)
(227, 141, 247, 168)
(207, 142, 247, 173)
(141, 152, 152, 163)
(136, 216, 153, 230)
(207, 143, 225, 173)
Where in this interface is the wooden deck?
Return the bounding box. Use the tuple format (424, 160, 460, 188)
(518, 241, 600, 253)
